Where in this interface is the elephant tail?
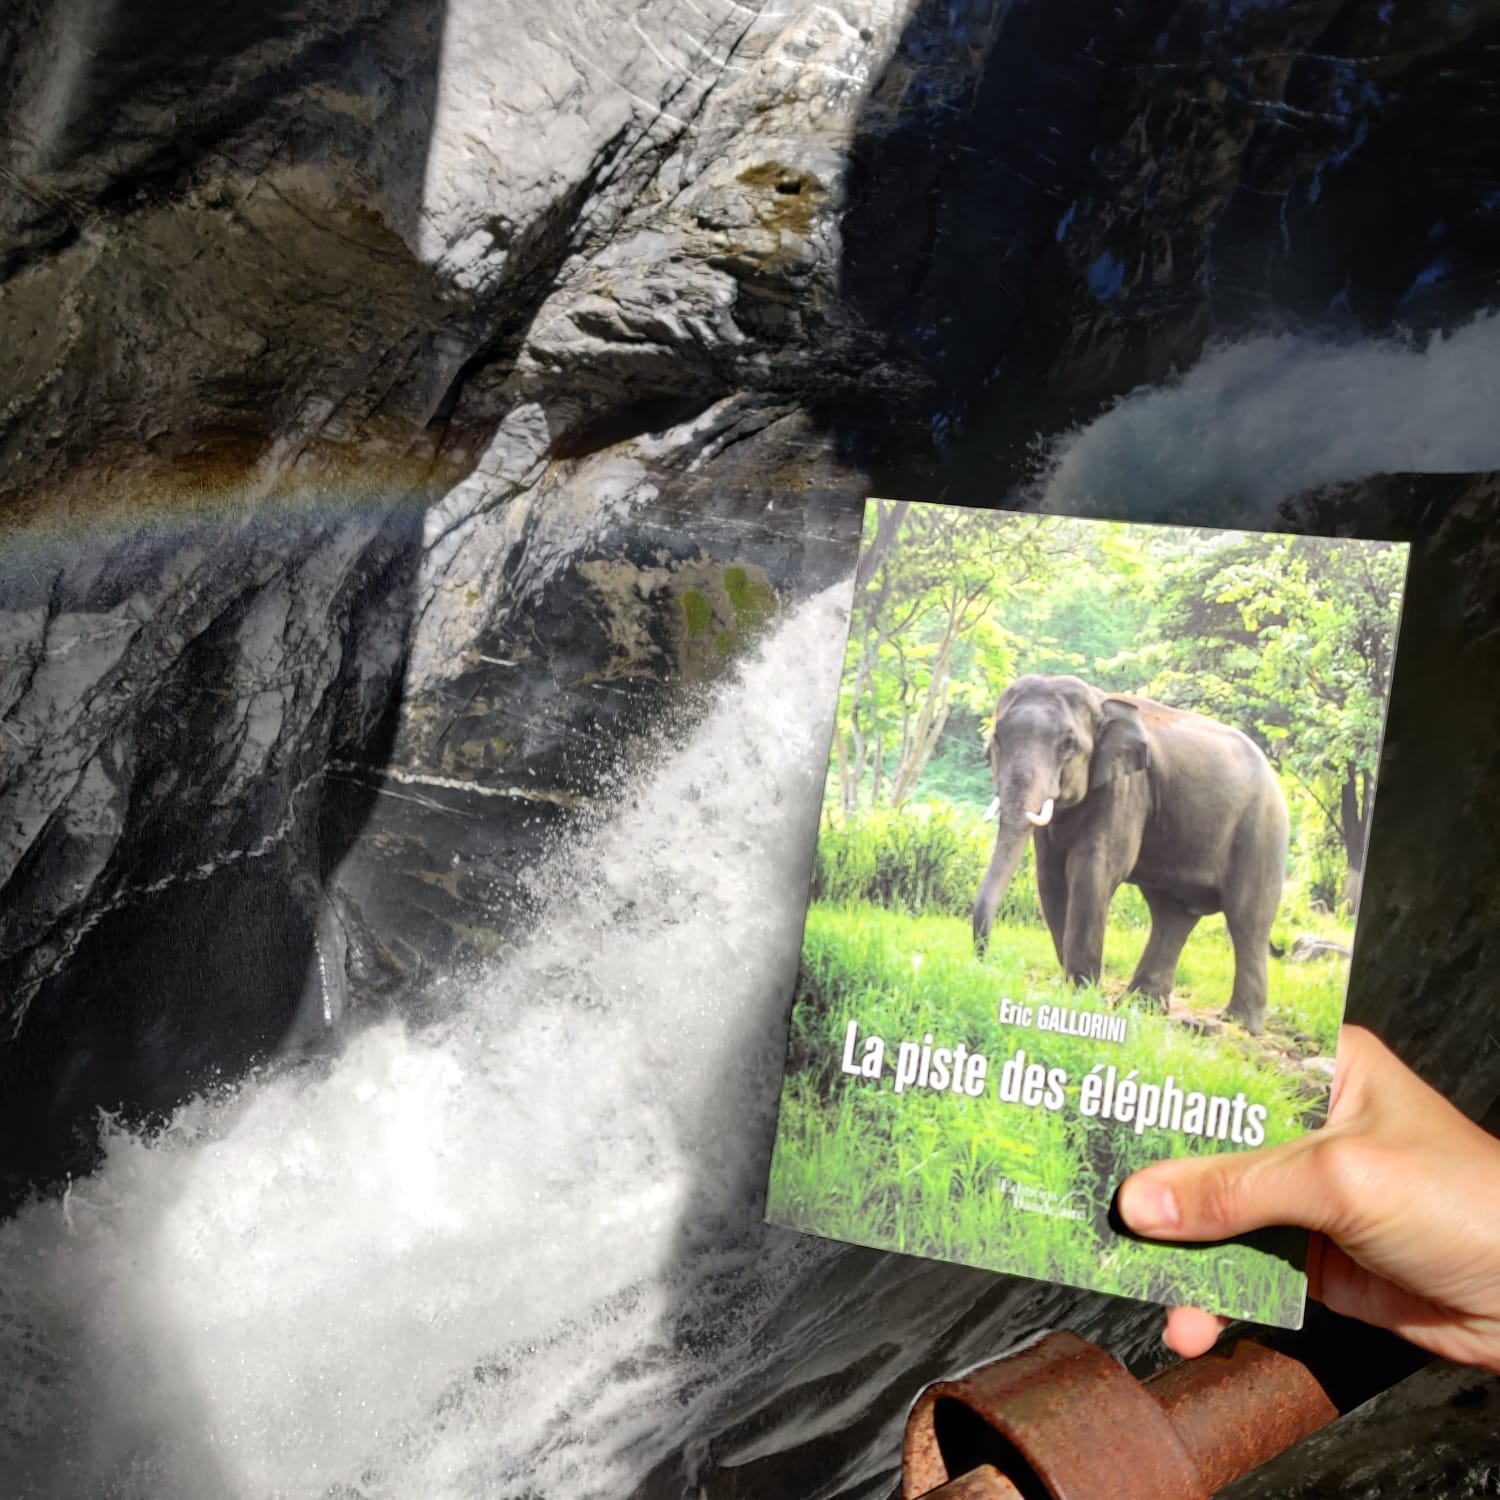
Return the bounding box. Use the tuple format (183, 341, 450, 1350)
(1269, 938, 1285, 959)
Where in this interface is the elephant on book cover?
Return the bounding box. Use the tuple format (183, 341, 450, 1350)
(971, 674, 1289, 1035)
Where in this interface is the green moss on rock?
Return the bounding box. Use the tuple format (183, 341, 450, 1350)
(680, 588, 714, 637)
(724, 566, 778, 630)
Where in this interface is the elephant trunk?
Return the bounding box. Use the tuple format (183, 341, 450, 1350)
(974, 758, 1059, 954)
(971, 818, 1034, 955)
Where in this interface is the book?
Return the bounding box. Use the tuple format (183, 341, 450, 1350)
(764, 498, 1411, 1329)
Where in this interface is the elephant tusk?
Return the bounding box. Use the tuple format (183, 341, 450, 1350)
(982, 797, 1001, 821)
(1025, 798, 1055, 827)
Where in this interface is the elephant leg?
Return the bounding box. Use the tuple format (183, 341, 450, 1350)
(1126, 889, 1199, 1006)
(1223, 892, 1276, 1036)
(1060, 857, 1114, 988)
(1034, 841, 1069, 970)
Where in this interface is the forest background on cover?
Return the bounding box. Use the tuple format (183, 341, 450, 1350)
(824, 501, 1402, 929)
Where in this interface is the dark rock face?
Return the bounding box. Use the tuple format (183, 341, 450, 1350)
(0, 0, 454, 506)
(0, 506, 422, 1204)
(1220, 1360, 1500, 1498)
(842, 0, 1500, 492)
(1, 0, 1499, 1496)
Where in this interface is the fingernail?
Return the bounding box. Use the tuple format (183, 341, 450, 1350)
(1120, 1177, 1181, 1233)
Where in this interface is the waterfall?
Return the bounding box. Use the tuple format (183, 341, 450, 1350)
(1038, 313, 1500, 524)
(0, 585, 861, 1499)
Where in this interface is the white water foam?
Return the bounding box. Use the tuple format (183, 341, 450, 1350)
(0, 584, 853, 1499)
(1040, 312, 1500, 524)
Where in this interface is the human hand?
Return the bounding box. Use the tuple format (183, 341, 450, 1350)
(1116, 1024, 1500, 1372)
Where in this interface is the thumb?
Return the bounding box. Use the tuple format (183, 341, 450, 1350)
(1116, 1136, 1333, 1242)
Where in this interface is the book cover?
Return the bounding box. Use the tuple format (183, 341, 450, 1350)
(765, 498, 1411, 1329)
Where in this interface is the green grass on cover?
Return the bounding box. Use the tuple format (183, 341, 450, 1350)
(765, 904, 1349, 1327)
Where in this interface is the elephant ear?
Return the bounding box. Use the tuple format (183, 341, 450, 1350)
(1089, 698, 1150, 789)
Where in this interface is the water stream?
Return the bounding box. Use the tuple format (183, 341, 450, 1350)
(0, 584, 903, 1498)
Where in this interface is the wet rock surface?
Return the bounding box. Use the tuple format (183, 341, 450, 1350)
(0, 505, 423, 1204)
(333, 407, 862, 999)
(2, 1, 1499, 1496)
(1220, 1360, 1500, 1499)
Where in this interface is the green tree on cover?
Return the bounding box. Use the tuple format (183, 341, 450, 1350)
(991, 520, 1157, 690)
(1130, 533, 1405, 910)
(836, 505, 1056, 811)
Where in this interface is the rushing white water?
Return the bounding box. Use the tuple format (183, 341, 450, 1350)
(1040, 312, 1500, 524)
(0, 585, 857, 1500)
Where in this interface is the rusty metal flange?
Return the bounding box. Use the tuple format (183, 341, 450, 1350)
(1147, 1337, 1337, 1494)
(902, 1330, 1338, 1499)
(903, 1331, 1209, 1500)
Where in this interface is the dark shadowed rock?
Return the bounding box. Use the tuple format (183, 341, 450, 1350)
(1220, 1360, 1500, 1499)
(0, 504, 423, 1206)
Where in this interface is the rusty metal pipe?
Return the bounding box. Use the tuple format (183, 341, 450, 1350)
(918, 1466, 1021, 1500)
(903, 1331, 1336, 1499)
(1147, 1337, 1335, 1493)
